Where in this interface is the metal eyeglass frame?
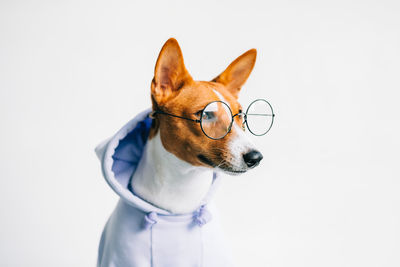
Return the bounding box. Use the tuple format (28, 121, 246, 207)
(149, 99, 275, 140)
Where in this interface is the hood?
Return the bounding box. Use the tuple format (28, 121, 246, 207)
(95, 108, 220, 215)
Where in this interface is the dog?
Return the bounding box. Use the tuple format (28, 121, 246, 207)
(96, 38, 263, 267)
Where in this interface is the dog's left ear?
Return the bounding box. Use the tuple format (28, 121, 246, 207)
(152, 38, 193, 105)
(212, 49, 257, 98)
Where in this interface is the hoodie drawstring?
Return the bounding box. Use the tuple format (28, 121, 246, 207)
(143, 212, 158, 229)
(194, 205, 212, 227)
(142, 206, 212, 230)
(143, 206, 212, 267)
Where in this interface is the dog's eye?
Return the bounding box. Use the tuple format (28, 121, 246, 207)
(195, 110, 216, 121)
(202, 111, 216, 121)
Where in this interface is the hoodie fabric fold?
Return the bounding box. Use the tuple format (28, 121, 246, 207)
(96, 109, 234, 267)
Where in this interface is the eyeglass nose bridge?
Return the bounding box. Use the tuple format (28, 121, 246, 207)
(232, 112, 248, 131)
(232, 112, 247, 119)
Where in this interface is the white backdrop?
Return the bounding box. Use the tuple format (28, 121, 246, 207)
(1, 0, 399, 266)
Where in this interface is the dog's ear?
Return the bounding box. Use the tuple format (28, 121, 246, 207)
(152, 38, 192, 105)
(212, 49, 257, 98)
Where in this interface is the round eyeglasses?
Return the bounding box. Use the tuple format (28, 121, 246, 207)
(150, 99, 275, 140)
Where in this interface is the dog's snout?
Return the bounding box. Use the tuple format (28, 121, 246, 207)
(243, 150, 263, 168)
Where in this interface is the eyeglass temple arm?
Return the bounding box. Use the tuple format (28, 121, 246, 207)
(150, 110, 201, 123)
(246, 113, 275, 116)
(232, 112, 275, 123)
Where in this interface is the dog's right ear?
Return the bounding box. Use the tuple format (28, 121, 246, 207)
(152, 38, 193, 105)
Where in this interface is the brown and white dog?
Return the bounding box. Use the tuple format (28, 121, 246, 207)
(130, 38, 263, 214)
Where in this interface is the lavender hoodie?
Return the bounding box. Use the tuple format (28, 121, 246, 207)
(95, 109, 234, 267)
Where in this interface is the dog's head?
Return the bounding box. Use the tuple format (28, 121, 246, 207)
(149, 38, 262, 175)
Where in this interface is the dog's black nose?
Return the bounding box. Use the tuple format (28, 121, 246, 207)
(243, 150, 263, 168)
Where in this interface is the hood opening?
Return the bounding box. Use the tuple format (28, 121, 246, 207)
(111, 116, 152, 190)
(96, 109, 220, 216)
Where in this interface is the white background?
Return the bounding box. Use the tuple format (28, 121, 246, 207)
(1, 0, 399, 266)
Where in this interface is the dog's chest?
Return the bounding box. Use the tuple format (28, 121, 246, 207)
(130, 133, 214, 214)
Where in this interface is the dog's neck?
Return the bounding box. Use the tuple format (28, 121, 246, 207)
(130, 132, 214, 214)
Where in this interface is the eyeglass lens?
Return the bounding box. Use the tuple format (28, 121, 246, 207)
(200, 101, 233, 139)
(245, 99, 274, 136)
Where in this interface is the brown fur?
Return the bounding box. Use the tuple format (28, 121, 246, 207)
(148, 38, 256, 168)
